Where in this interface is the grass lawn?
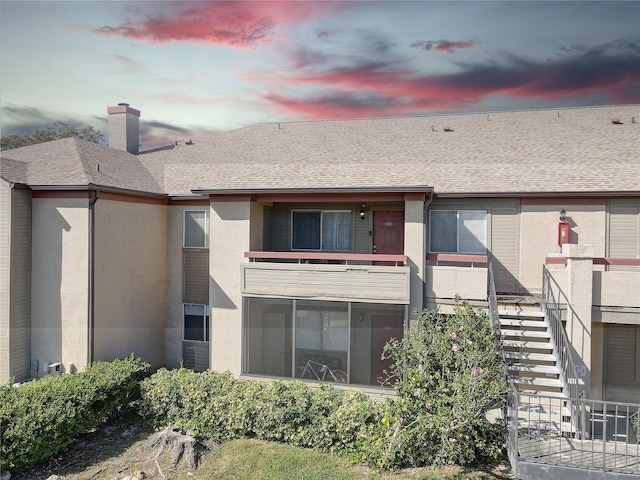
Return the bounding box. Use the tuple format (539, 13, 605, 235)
(10, 422, 512, 480)
(201, 439, 512, 480)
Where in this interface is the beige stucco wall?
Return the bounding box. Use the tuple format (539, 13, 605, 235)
(519, 203, 606, 292)
(209, 201, 252, 375)
(426, 266, 489, 302)
(93, 198, 167, 367)
(593, 271, 640, 308)
(404, 200, 425, 317)
(31, 197, 89, 375)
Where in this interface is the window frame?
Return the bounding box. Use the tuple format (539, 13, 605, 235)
(182, 303, 210, 342)
(429, 209, 487, 254)
(290, 209, 352, 252)
(183, 209, 209, 249)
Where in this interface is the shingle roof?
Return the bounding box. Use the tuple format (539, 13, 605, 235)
(0, 137, 164, 195)
(141, 104, 640, 196)
(2, 105, 639, 197)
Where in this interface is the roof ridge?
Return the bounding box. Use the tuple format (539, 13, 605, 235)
(71, 138, 96, 185)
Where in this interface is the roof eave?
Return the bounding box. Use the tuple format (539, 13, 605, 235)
(192, 185, 434, 195)
(435, 190, 640, 198)
(29, 183, 168, 199)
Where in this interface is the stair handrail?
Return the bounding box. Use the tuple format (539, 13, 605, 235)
(541, 265, 582, 435)
(488, 263, 518, 474)
(488, 263, 509, 367)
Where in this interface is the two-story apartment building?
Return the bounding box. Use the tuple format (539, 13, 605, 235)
(1, 103, 638, 403)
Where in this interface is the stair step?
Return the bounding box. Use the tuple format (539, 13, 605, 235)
(504, 351, 557, 362)
(516, 419, 575, 433)
(501, 329, 550, 338)
(517, 402, 572, 418)
(510, 376, 564, 388)
(516, 389, 568, 399)
(503, 340, 554, 351)
(499, 319, 548, 328)
(499, 310, 545, 318)
(507, 364, 560, 375)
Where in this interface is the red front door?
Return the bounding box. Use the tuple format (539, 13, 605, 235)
(373, 211, 404, 265)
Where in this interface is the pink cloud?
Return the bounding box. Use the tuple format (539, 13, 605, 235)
(92, 2, 338, 48)
(265, 40, 640, 120)
(411, 40, 475, 53)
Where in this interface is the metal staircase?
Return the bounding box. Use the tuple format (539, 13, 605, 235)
(498, 309, 575, 436)
(490, 266, 640, 479)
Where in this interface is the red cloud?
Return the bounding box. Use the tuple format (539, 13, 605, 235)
(92, 2, 338, 48)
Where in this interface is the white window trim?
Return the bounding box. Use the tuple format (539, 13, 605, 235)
(429, 209, 487, 254)
(183, 209, 209, 249)
(182, 303, 210, 342)
(290, 209, 352, 252)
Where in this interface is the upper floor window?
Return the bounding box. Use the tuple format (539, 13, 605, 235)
(184, 210, 208, 248)
(430, 210, 486, 254)
(291, 210, 351, 251)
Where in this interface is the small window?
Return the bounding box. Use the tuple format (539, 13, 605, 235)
(184, 210, 208, 248)
(183, 304, 210, 342)
(291, 210, 351, 251)
(430, 210, 486, 254)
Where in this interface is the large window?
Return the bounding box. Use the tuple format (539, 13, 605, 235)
(184, 210, 208, 248)
(291, 210, 351, 251)
(243, 298, 405, 386)
(183, 304, 210, 342)
(430, 210, 486, 254)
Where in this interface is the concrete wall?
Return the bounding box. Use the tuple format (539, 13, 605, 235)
(93, 196, 167, 367)
(209, 201, 253, 375)
(31, 196, 89, 375)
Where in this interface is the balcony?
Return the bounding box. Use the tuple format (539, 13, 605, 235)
(426, 253, 489, 305)
(545, 256, 640, 323)
(242, 252, 410, 304)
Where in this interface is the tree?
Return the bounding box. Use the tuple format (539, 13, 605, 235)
(1, 121, 104, 150)
(375, 301, 508, 467)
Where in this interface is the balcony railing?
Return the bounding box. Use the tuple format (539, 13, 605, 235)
(509, 392, 640, 478)
(545, 256, 640, 310)
(242, 251, 410, 303)
(245, 251, 407, 266)
(426, 253, 489, 303)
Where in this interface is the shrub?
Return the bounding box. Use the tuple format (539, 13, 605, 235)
(0, 354, 150, 472)
(374, 301, 508, 468)
(137, 302, 507, 470)
(137, 369, 386, 459)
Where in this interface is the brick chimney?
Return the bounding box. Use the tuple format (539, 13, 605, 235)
(107, 103, 140, 154)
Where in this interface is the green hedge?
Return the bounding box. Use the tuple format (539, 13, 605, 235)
(0, 354, 150, 472)
(137, 369, 385, 464)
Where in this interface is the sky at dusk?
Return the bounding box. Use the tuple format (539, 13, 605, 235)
(1, 1, 639, 150)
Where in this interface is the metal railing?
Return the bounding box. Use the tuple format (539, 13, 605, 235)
(488, 263, 518, 473)
(541, 266, 581, 407)
(511, 392, 640, 476)
(244, 250, 407, 266)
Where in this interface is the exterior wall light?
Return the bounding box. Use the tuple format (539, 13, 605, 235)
(360, 204, 366, 220)
(559, 208, 567, 221)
